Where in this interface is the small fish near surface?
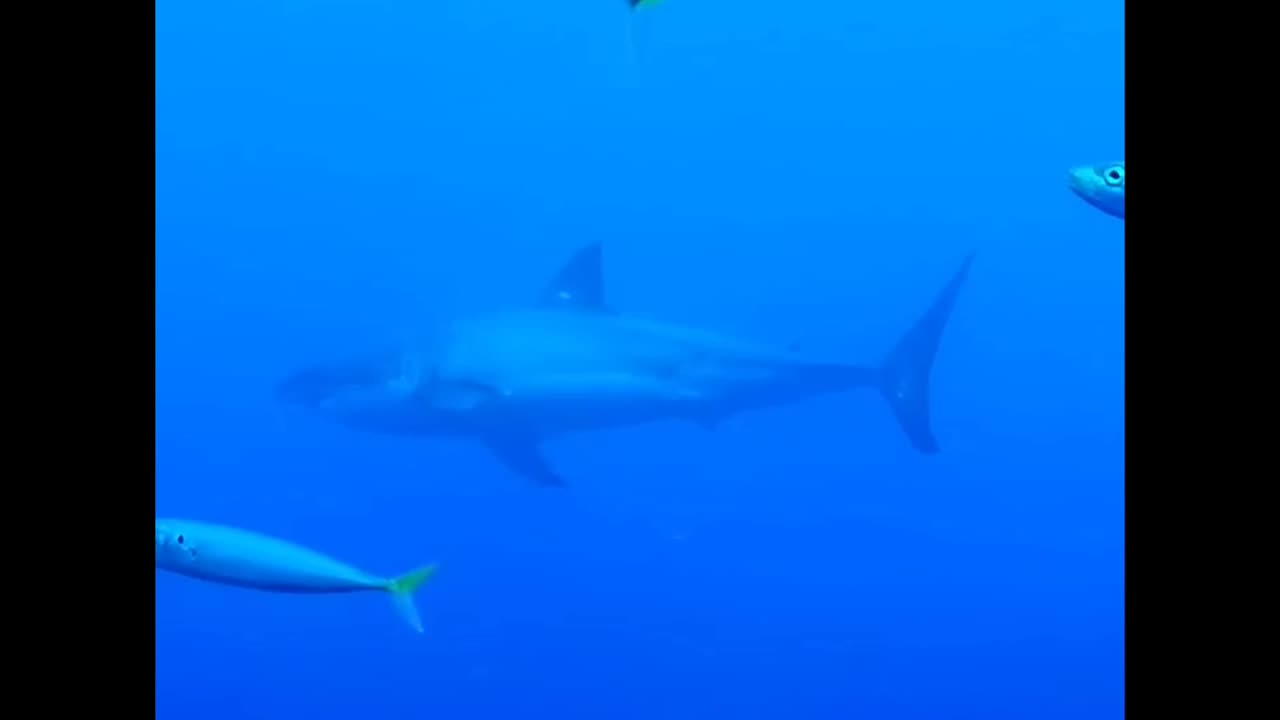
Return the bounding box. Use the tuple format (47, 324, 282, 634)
(276, 241, 976, 488)
(1068, 162, 1125, 219)
(155, 518, 439, 634)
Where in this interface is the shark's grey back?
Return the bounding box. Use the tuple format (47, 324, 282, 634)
(436, 307, 801, 390)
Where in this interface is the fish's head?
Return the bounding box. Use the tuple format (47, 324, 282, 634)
(1067, 162, 1125, 219)
(155, 520, 199, 568)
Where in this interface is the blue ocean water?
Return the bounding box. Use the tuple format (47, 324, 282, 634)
(155, 1, 1124, 718)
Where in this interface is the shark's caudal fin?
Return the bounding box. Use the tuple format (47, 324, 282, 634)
(385, 564, 439, 634)
(874, 253, 975, 454)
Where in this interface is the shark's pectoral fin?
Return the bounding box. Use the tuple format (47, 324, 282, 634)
(481, 434, 566, 487)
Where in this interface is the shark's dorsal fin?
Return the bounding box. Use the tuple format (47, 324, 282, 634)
(540, 242, 610, 313)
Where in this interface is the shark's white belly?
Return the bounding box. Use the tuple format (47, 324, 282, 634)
(477, 370, 716, 433)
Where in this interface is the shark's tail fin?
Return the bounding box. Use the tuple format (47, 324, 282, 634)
(384, 564, 439, 634)
(874, 253, 975, 454)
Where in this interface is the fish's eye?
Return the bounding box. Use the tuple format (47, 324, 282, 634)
(1103, 166, 1124, 186)
(176, 534, 185, 545)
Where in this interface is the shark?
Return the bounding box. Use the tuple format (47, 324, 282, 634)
(276, 243, 975, 487)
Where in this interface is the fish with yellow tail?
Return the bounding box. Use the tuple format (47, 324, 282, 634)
(1068, 162, 1125, 219)
(155, 518, 438, 634)
(623, 0, 666, 64)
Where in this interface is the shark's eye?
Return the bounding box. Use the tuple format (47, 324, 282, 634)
(1103, 166, 1124, 186)
(176, 534, 185, 545)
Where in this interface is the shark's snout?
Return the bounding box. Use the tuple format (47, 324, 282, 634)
(275, 368, 340, 407)
(275, 362, 394, 407)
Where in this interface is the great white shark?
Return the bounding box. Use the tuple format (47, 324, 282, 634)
(276, 243, 974, 486)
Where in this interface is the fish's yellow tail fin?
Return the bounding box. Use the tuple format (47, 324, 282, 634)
(385, 564, 439, 634)
(625, 0, 665, 67)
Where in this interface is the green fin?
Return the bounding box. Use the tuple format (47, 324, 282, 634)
(385, 564, 439, 634)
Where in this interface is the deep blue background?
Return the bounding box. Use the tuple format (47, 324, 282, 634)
(156, 1, 1124, 717)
